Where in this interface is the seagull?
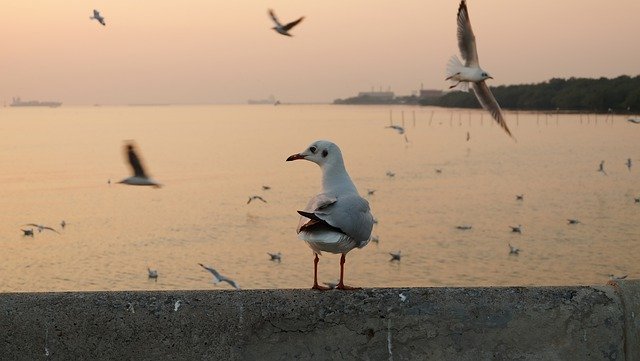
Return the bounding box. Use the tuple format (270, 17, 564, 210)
(509, 225, 522, 234)
(367, 189, 376, 196)
(21, 229, 34, 237)
(90, 9, 106, 26)
(385, 125, 405, 135)
(386, 171, 395, 178)
(466, 131, 471, 142)
(118, 142, 162, 187)
(597, 160, 607, 175)
(446, 0, 513, 138)
(567, 219, 581, 225)
(60, 220, 66, 229)
(508, 243, 521, 255)
(609, 274, 628, 281)
(628, 118, 640, 124)
(515, 194, 524, 201)
(268, 9, 304, 37)
(399, 292, 407, 302)
(626, 158, 632, 171)
(262, 185, 271, 191)
(435, 168, 443, 174)
(267, 252, 282, 262)
(198, 263, 240, 290)
(287, 140, 374, 290)
(456, 225, 472, 230)
(389, 251, 402, 262)
(147, 268, 158, 280)
(23, 224, 60, 234)
(247, 195, 267, 204)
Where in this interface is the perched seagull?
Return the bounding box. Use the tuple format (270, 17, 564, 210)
(385, 125, 405, 135)
(626, 158, 632, 171)
(627, 118, 640, 124)
(268, 9, 304, 37)
(367, 189, 376, 196)
(60, 220, 66, 229)
(446, 0, 513, 138)
(262, 185, 271, 191)
(508, 243, 521, 255)
(597, 160, 607, 175)
(147, 268, 158, 280)
(509, 225, 522, 234)
(21, 229, 34, 237)
(118, 142, 162, 187)
(247, 195, 267, 204)
(456, 225, 472, 230)
(609, 274, 628, 281)
(267, 252, 282, 262)
(198, 263, 241, 290)
(90, 9, 106, 26)
(389, 251, 402, 262)
(23, 224, 60, 234)
(287, 140, 374, 290)
(567, 219, 581, 225)
(386, 171, 396, 178)
(515, 194, 524, 201)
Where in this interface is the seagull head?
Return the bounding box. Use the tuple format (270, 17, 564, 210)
(480, 71, 493, 80)
(286, 140, 343, 168)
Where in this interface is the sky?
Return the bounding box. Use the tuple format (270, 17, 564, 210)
(0, 0, 638, 105)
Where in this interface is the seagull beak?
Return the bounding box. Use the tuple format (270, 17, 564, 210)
(487, 76, 494, 79)
(286, 153, 306, 161)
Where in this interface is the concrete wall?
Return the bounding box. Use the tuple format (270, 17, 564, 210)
(0, 281, 638, 360)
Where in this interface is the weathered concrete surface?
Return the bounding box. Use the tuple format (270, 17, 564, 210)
(0, 283, 636, 361)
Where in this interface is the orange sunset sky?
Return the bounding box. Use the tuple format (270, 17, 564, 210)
(0, 0, 638, 105)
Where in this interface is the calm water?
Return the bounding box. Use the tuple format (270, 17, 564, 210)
(0, 105, 638, 292)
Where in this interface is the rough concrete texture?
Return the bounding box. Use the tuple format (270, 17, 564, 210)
(609, 279, 640, 361)
(0, 283, 636, 361)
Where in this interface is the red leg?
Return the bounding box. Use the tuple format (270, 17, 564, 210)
(336, 254, 359, 290)
(311, 254, 330, 291)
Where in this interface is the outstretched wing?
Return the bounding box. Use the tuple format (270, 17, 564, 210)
(456, 0, 479, 67)
(471, 81, 513, 138)
(125, 143, 148, 178)
(93, 9, 100, 17)
(198, 263, 221, 282)
(283, 16, 304, 31)
(268, 9, 282, 27)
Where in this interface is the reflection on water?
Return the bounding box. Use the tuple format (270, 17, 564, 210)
(0, 105, 638, 291)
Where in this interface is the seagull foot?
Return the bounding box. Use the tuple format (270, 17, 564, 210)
(336, 283, 360, 291)
(311, 283, 332, 291)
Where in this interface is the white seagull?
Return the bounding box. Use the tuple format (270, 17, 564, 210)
(198, 263, 241, 290)
(147, 268, 158, 281)
(118, 142, 162, 188)
(389, 251, 402, 262)
(446, 0, 513, 138)
(90, 9, 106, 26)
(628, 118, 640, 124)
(287, 140, 374, 290)
(268, 9, 304, 37)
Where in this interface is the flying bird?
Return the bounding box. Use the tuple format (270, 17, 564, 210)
(446, 0, 513, 138)
(90, 9, 106, 26)
(508, 243, 521, 255)
(597, 160, 607, 175)
(567, 219, 581, 225)
(287, 140, 374, 290)
(456, 225, 472, 230)
(247, 195, 267, 204)
(386, 171, 396, 178)
(389, 251, 402, 262)
(23, 224, 60, 234)
(267, 252, 282, 262)
(268, 9, 304, 37)
(118, 142, 162, 187)
(516, 194, 524, 201)
(262, 185, 271, 190)
(198, 263, 241, 290)
(385, 125, 405, 135)
(367, 189, 376, 196)
(60, 220, 66, 229)
(21, 229, 34, 237)
(509, 225, 522, 234)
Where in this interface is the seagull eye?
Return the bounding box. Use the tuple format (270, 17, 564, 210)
(309, 146, 317, 154)
(322, 150, 328, 158)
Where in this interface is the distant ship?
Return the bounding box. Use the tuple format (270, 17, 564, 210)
(10, 97, 62, 108)
(247, 94, 277, 105)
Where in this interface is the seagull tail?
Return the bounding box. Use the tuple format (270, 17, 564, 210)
(446, 55, 469, 92)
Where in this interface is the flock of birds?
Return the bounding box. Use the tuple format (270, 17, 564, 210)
(17, 1, 635, 290)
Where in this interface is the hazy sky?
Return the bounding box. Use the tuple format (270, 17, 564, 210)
(1, 1, 638, 105)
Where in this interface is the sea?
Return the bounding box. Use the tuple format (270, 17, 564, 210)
(0, 104, 638, 292)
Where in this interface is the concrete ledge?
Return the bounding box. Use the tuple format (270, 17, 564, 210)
(1, 282, 638, 360)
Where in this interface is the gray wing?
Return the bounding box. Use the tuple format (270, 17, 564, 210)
(222, 278, 241, 290)
(313, 193, 374, 244)
(471, 81, 513, 138)
(457, 0, 479, 67)
(198, 263, 221, 281)
(268, 9, 282, 27)
(297, 194, 338, 233)
(93, 10, 100, 17)
(283, 17, 304, 31)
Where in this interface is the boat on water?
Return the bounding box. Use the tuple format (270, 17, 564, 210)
(10, 97, 62, 108)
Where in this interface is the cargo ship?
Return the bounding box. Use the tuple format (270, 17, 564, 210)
(10, 97, 62, 108)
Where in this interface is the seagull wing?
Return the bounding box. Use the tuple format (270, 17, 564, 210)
(125, 144, 148, 178)
(93, 10, 100, 17)
(268, 9, 282, 27)
(471, 81, 513, 138)
(198, 263, 221, 282)
(456, 0, 479, 67)
(221, 277, 240, 290)
(305, 193, 374, 245)
(257, 196, 267, 203)
(283, 16, 304, 31)
(42, 226, 60, 234)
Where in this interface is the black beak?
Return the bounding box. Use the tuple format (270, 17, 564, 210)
(286, 153, 306, 161)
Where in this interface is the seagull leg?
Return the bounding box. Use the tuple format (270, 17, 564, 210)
(311, 254, 330, 291)
(336, 254, 359, 290)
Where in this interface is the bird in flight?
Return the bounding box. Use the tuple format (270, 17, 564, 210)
(268, 9, 304, 37)
(389, 251, 402, 262)
(90, 9, 106, 26)
(118, 142, 162, 188)
(247, 195, 267, 204)
(198, 263, 240, 290)
(23, 224, 60, 234)
(446, 0, 513, 138)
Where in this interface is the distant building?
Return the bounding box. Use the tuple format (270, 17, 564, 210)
(356, 91, 395, 101)
(419, 89, 443, 100)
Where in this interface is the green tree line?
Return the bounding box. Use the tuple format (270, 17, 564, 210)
(420, 75, 640, 113)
